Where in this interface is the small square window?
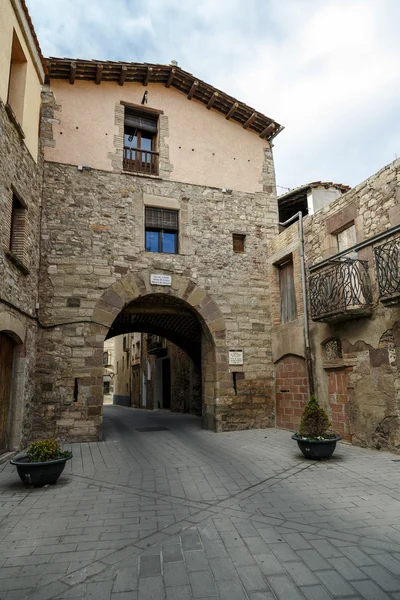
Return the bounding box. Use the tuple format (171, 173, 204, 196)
(233, 233, 246, 253)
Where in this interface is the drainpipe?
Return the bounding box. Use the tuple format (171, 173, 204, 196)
(278, 212, 314, 395)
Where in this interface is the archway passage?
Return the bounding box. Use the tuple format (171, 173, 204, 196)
(104, 293, 214, 425)
(107, 294, 202, 365)
(0, 332, 15, 453)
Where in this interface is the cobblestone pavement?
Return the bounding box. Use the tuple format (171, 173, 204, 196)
(1, 406, 400, 599)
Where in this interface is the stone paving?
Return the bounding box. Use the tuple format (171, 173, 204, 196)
(1, 406, 400, 599)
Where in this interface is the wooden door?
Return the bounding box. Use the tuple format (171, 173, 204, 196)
(0, 332, 14, 454)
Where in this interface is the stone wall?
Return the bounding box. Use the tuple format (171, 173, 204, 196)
(36, 153, 278, 440)
(275, 355, 308, 431)
(269, 158, 400, 451)
(168, 341, 202, 416)
(0, 100, 43, 450)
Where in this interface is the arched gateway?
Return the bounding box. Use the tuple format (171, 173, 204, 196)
(88, 272, 227, 436)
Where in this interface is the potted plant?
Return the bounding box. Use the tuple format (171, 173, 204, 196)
(292, 395, 341, 459)
(11, 440, 72, 487)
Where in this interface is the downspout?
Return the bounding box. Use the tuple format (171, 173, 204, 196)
(279, 212, 314, 395)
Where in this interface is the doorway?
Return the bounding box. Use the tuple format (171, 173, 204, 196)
(0, 332, 14, 453)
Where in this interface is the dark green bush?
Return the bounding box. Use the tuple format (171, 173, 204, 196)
(27, 440, 70, 463)
(298, 395, 331, 438)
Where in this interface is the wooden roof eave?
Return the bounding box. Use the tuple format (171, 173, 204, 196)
(46, 58, 283, 140)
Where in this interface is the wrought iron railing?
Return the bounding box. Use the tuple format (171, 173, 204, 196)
(123, 147, 159, 176)
(374, 238, 400, 303)
(309, 258, 373, 322)
(147, 334, 166, 354)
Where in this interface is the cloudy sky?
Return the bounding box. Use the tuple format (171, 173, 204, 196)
(26, 0, 400, 192)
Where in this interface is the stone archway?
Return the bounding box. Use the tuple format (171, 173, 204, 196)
(87, 272, 227, 436)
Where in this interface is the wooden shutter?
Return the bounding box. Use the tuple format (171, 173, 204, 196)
(279, 260, 297, 323)
(233, 234, 245, 252)
(145, 208, 178, 231)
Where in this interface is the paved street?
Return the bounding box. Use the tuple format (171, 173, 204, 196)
(1, 406, 400, 599)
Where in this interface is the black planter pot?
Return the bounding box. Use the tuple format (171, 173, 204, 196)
(10, 453, 72, 487)
(292, 434, 341, 459)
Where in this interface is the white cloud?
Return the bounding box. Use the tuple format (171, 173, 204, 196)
(26, 0, 400, 189)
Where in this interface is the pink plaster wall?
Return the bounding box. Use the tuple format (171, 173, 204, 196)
(45, 80, 270, 193)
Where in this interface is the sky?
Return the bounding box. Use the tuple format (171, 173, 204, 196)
(26, 0, 400, 193)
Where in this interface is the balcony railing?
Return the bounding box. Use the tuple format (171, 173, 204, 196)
(123, 147, 159, 176)
(147, 334, 166, 355)
(309, 258, 373, 323)
(374, 238, 400, 305)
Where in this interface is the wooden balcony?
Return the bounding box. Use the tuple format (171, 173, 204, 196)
(309, 258, 373, 323)
(147, 334, 166, 355)
(374, 238, 400, 306)
(123, 147, 159, 176)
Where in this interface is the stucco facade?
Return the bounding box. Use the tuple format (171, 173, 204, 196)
(44, 79, 272, 194)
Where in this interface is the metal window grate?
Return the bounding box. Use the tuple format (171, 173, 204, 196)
(145, 208, 178, 230)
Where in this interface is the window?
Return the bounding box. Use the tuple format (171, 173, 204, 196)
(233, 234, 246, 253)
(279, 259, 297, 323)
(7, 31, 27, 125)
(122, 356, 125, 371)
(116, 361, 119, 374)
(336, 223, 356, 253)
(103, 381, 110, 395)
(123, 108, 159, 175)
(145, 207, 178, 254)
(103, 351, 109, 366)
(9, 193, 27, 263)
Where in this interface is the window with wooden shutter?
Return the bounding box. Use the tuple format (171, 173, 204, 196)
(336, 223, 356, 253)
(279, 259, 297, 323)
(145, 207, 178, 254)
(123, 107, 159, 175)
(9, 193, 27, 265)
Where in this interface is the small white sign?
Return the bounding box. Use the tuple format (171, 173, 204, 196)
(150, 274, 172, 286)
(229, 350, 244, 365)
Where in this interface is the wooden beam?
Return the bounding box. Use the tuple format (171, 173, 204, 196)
(187, 80, 199, 100)
(259, 122, 276, 138)
(165, 67, 176, 88)
(243, 112, 257, 129)
(118, 65, 127, 86)
(206, 91, 219, 109)
(143, 66, 152, 86)
(95, 64, 103, 85)
(69, 61, 76, 85)
(226, 102, 238, 120)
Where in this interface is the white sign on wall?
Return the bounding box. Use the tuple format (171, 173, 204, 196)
(150, 274, 172, 286)
(229, 350, 244, 365)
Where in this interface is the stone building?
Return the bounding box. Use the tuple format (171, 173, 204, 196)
(0, 0, 46, 454)
(103, 337, 115, 401)
(34, 57, 282, 442)
(270, 159, 400, 450)
(2, 1, 400, 455)
(112, 332, 141, 407)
